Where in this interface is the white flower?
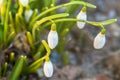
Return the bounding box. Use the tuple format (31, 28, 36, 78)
(93, 32, 106, 49)
(43, 61, 53, 77)
(25, 9, 33, 22)
(48, 30, 58, 49)
(19, 0, 28, 6)
(0, 0, 3, 7)
(77, 7, 87, 29)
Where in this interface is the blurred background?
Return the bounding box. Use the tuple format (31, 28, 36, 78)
(44, 0, 120, 80)
(1, 0, 119, 80)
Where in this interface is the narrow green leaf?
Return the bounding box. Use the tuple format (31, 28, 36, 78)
(30, 1, 96, 25)
(7, 31, 15, 43)
(33, 44, 45, 60)
(43, 0, 52, 8)
(29, 9, 38, 24)
(26, 31, 33, 47)
(0, 24, 3, 44)
(99, 19, 117, 25)
(9, 12, 15, 32)
(4, 0, 11, 46)
(24, 60, 43, 74)
(24, 56, 45, 74)
(9, 56, 25, 80)
(0, 64, 2, 77)
(86, 19, 117, 26)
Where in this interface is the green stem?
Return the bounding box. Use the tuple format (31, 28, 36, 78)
(9, 52, 15, 63)
(3, 62, 8, 76)
(42, 40, 51, 57)
(42, 18, 117, 28)
(51, 0, 55, 7)
(25, 40, 51, 73)
(30, 1, 96, 26)
(29, 56, 46, 68)
(86, 19, 117, 26)
(32, 13, 69, 41)
(42, 18, 84, 28)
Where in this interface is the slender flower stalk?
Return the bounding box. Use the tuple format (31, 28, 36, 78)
(19, 0, 28, 7)
(93, 29, 106, 49)
(47, 23, 58, 49)
(43, 60, 53, 77)
(25, 9, 33, 22)
(77, 7, 87, 29)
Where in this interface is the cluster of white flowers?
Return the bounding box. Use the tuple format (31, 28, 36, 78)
(77, 7, 106, 49)
(43, 60, 53, 77)
(19, 0, 28, 7)
(44, 23, 58, 77)
(48, 23, 58, 49)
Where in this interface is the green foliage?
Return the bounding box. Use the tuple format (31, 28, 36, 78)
(0, 0, 117, 79)
(9, 56, 26, 80)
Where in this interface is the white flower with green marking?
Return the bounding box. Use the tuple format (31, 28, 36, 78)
(19, 0, 28, 6)
(43, 61, 53, 77)
(93, 32, 106, 49)
(25, 9, 33, 22)
(48, 23, 58, 49)
(77, 7, 87, 29)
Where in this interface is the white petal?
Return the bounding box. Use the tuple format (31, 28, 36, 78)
(48, 31, 58, 49)
(77, 11, 87, 29)
(0, 0, 3, 7)
(25, 9, 33, 22)
(93, 33, 106, 49)
(43, 61, 53, 77)
(19, 0, 28, 6)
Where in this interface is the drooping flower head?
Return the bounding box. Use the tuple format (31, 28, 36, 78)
(48, 23, 58, 49)
(43, 60, 53, 77)
(93, 29, 106, 49)
(77, 7, 87, 29)
(25, 9, 33, 22)
(19, 0, 28, 7)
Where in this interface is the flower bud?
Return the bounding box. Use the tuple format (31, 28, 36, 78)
(77, 7, 87, 29)
(93, 32, 106, 49)
(19, 0, 28, 7)
(25, 9, 33, 22)
(48, 23, 58, 49)
(43, 60, 53, 77)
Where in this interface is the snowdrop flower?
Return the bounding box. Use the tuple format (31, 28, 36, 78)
(77, 7, 87, 29)
(48, 23, 58, 49)
(43, 60, 53, 77)
(93, 31, 106, 49)
(0, 0, 3, 7)
(19, 0, 28, 7)
(25, 9, 33, 22)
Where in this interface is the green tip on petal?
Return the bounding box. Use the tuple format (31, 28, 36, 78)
(82, 7, 86, 12)
(45, 57, 50, 62)
(101, 28, 106, 34)
(51, 23, 56, 31)
(114, 19, 117, 22)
